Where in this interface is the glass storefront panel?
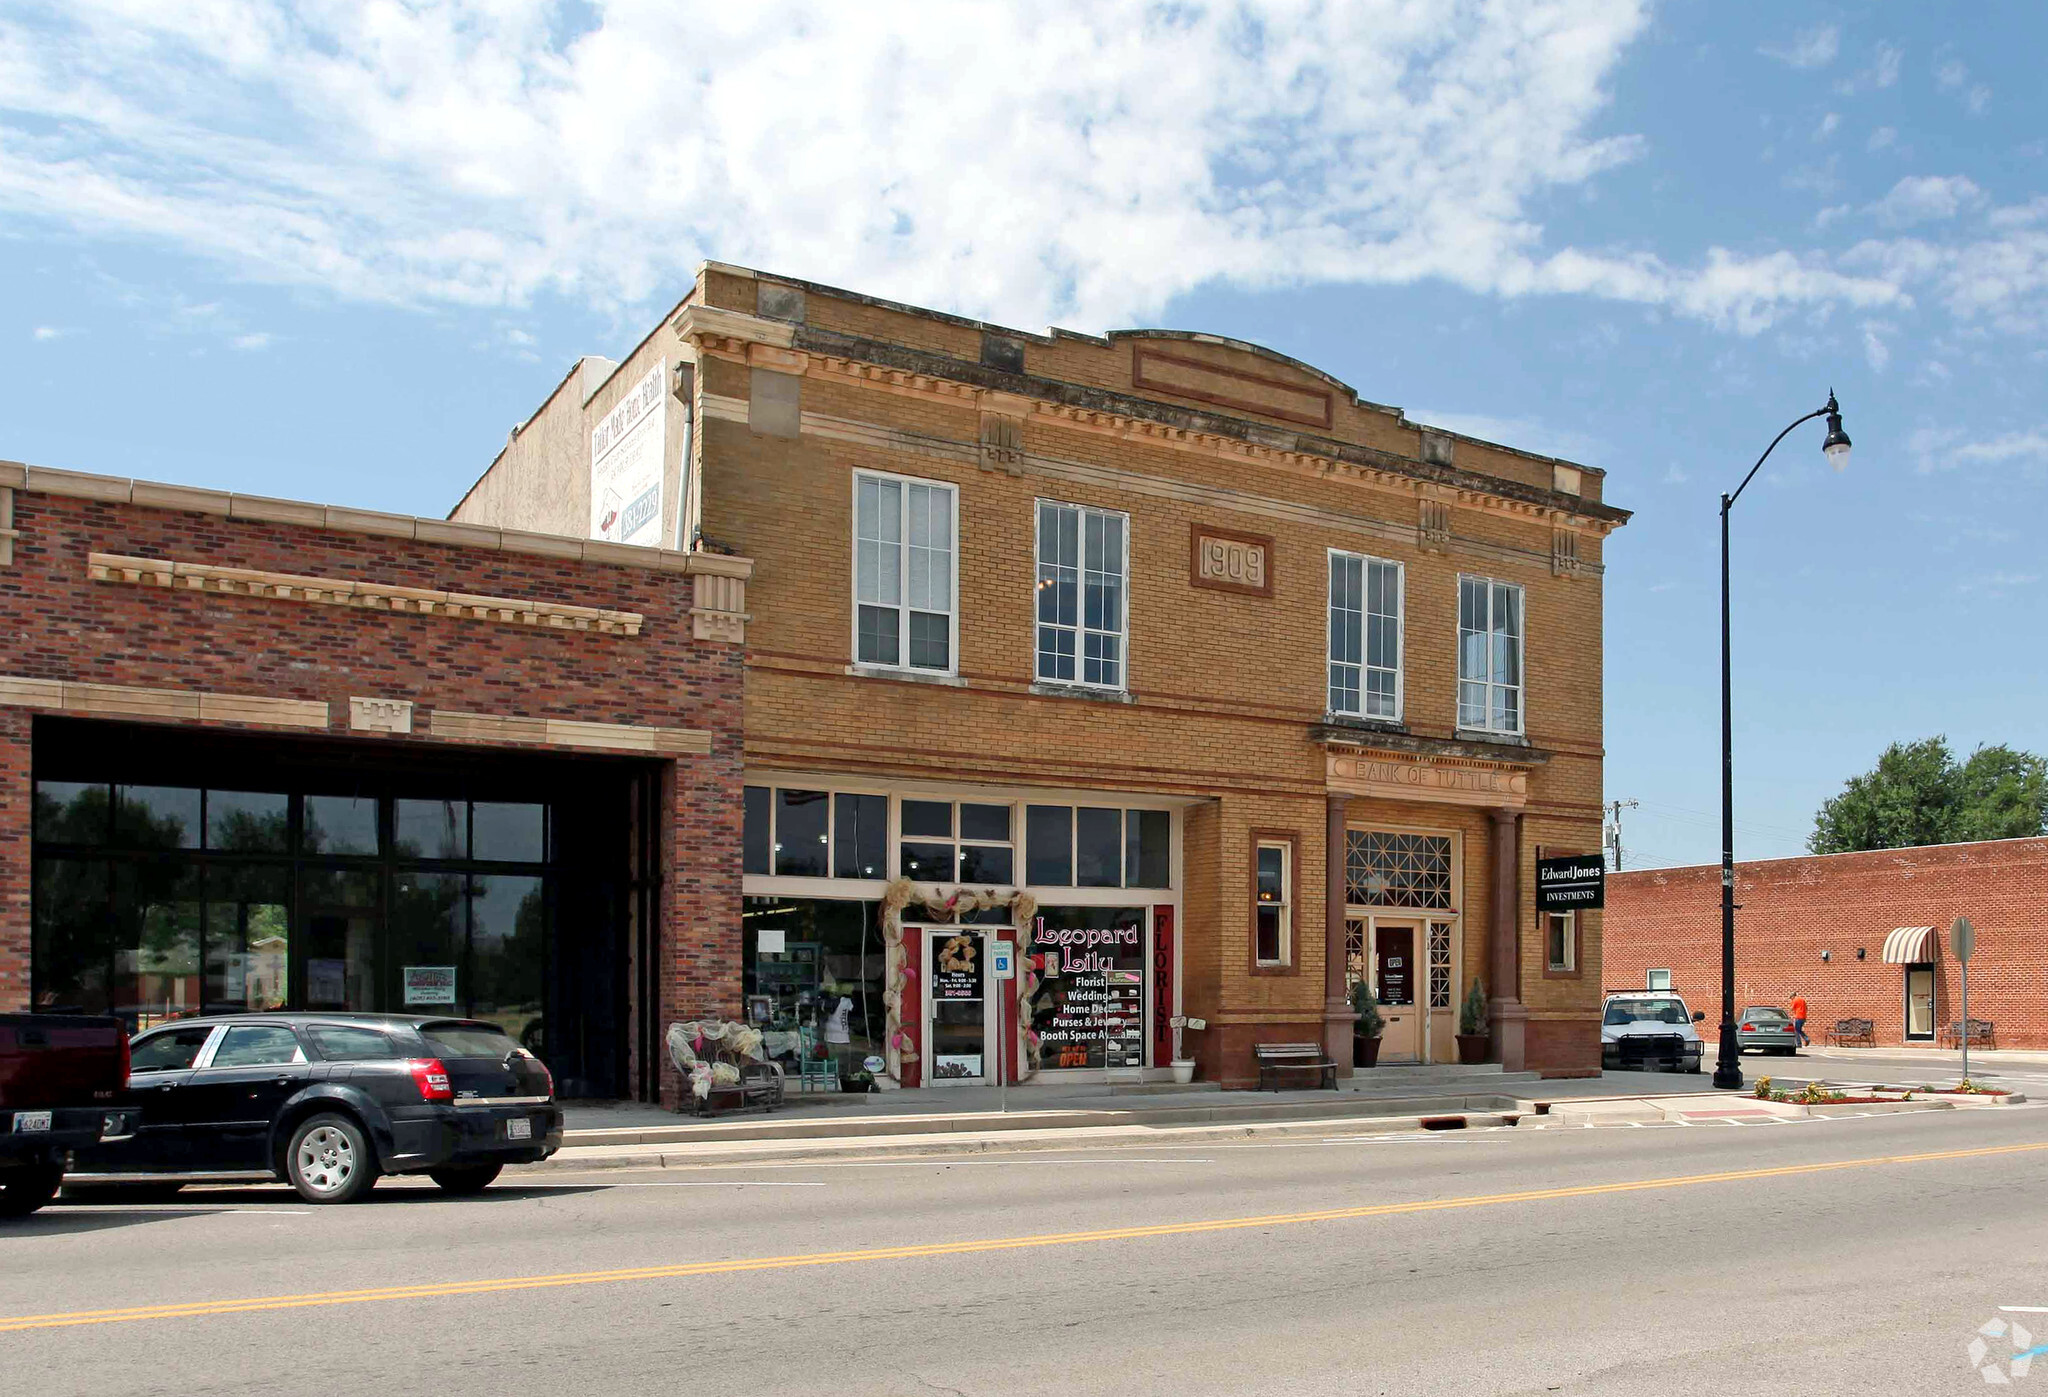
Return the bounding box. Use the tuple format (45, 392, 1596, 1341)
(206, 864, 290, 1014)
(1028, 906, 1147, 1070)
(207, 791, 289, 853)
(832, 793, 886, 879)
(471, 874, 545, 1049)
(31, 857, 109, 1012)
(304, 795, 380, 856)
(114, 861, 203, 1029)
(395, 799, 468, 860)
(390, 871, 465, 1012)
(35, 783, 108, 844)
(473, 802, 545, 863)
(114, 787, 202, 850)
(742, 897, 887, 1083)
(774, 790, 829, 877)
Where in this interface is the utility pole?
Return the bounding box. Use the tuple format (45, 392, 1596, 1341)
(1605, 799, 1638, 872)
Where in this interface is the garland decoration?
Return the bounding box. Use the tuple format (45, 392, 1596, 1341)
(879, 877, 1039, 1086)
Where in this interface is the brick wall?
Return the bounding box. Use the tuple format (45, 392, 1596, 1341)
(1606, 839, 2048, 1049)
(0, 486, 745, 1102)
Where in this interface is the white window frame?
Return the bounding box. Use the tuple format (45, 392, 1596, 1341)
(1457, 575, 1525, 735)
(851, 469, 958, 676)
(1545, 910, 1577, 972)
(1327, 548, 1404, 721)
(1646, 968, 1672, 992)
(1034, 499, 1130, 691)
(1254, 841, 1292, 967)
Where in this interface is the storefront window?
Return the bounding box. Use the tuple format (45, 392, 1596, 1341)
(395, 799, 467, 860)
(834, 794, 887, 878)
(1027, 906, 1147, 1070)
(31, 857, 109, 1011)
(35, 782, 108, 844)
(390, 871, 465, 1011)
(743, 786, 771, 874)
(471, 874, 545, 1048)
(207, 791, 288, 853)
(742, 897, 887, 1084)
(474, 802, 545, 863)
(304, 795, 379, 857)
(1025, 806, 1170, 890)
(113, 861, 202, 1028)
(115, 786, 202, 850)
(207, 865, 290, 1013)
(774, 789, 830, 877)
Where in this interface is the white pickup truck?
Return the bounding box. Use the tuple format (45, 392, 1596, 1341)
(1601, 992, 1706, 1073)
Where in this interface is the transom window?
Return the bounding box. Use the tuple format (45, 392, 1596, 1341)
(743, 787, 888, 880)
(900, 800, 1013, 884)
(1458, 576, 1524, 734)
(854, 472, 956, 674)
(1035, 501, 1127, 689)
(1346, 830, 1453, 910)
(1328, 551, 1402, 719)
(1023, 806, 1170, 889)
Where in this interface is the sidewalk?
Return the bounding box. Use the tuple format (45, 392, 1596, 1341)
(526, 1065, 1739, 1173)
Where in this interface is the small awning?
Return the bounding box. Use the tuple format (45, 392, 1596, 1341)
(1882, 926, 1938, 964)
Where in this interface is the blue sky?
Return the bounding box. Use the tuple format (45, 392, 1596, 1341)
(2, 1, 2041, 868)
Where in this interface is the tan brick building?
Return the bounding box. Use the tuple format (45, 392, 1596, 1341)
(455, 264, 1629, 1086)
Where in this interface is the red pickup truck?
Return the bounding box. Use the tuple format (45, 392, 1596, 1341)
(1, 1014, 129, 1217)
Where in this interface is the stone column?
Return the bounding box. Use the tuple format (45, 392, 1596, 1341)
(1488, 807, 1528, 1071)
(1323, 794, 1356, 1073)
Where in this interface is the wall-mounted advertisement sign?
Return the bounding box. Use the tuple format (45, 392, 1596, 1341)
(590, 360, 666, 547)
(1536, 854, 1606, 911)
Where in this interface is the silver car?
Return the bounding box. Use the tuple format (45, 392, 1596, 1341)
(1736, 1005, 1799, 1055)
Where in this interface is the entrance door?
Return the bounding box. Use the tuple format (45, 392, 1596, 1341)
(926, 929, 996, 1085)
(1373, 923, 1420, 1063)
(1904, 964, 1936, 1042)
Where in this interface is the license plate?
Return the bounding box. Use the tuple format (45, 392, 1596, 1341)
(505, 1117, 532, 1141)
(13, 1111, 52, 1133)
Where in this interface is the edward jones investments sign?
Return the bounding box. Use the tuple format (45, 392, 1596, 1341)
(1536, 855, 1605, 911)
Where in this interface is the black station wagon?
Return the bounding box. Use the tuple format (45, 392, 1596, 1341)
(71, 1013, 562, 1203)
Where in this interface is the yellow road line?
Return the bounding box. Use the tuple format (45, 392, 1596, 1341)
(6, 1139, 2042, 1333)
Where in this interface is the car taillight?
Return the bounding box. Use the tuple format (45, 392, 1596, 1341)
(517, 1049, 554, 1098)
(1740, 1023, 1755, 1031)
(407, 1058, 453, 1103)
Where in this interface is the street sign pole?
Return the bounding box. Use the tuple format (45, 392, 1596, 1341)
(991, 940, 1016, 1116)
(1951, 916, 1976, 1083)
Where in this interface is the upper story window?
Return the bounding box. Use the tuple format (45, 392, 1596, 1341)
(1328, 551, 1403, 720)
(854, 472, 956, 674)
(1457, 576, 1524, 735)
(1035, 501, 1127, 690)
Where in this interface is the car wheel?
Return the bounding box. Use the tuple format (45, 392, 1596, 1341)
(0, 1165, 64, 1219)
(427, 1163, 503, 1196)
(287, 1113, 377, 1204)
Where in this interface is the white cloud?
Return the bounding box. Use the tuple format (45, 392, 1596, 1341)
(1661, 463, 1688, 485)
(1860, 321, 1890, 371)
(1935, 56, 1991, 114)
(0, 0, 1906, 337)
(1404, 408, 1603, 466)
(31, 325, 62, 340)
(1813, 112, 1840, 141)
(1761, 26, 1839, 70)
(1836, 42, 1902, 95)
(1866, 175, 1984, 227)
(1908, 425, 2048, 475)
(230, 331, 272, 350)
(1868, 126, 1897, 152)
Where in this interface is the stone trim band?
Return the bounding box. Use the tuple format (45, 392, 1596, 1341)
(0, 675, 329, 728)
(89, 552, 646, 636)
(428, 709, 713, 756)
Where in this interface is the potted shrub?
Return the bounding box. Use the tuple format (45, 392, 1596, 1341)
(1456, 979, 1490, 1065)
(1351, 982, 1384, 1069)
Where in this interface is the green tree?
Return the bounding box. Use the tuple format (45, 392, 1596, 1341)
(1809, 738, 2048, 854)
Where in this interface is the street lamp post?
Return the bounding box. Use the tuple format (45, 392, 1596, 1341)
(1714, 392, 1851, 1091)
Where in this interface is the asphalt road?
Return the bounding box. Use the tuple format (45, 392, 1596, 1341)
(5, 1104, 2047, 1395)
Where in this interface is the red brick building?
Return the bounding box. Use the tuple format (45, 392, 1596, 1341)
(0, 459, 752, 1105)
(1605, 838, 2048, 1049)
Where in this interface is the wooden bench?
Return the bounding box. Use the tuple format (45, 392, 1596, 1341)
(1254, 1041, 1336, 1092)
(1938, 1019, 1996, 1049)
(1825, 1018, 1874, 1047)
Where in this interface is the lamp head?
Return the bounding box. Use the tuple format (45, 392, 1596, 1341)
(1820, 389, 1851, 471)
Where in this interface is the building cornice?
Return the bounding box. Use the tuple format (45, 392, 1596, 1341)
(669, 308, 1627, 533)
(1, 459, 755, 582)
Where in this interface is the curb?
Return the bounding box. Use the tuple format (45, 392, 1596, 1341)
(519, 1110, 1525, 1172)
(560, 1091, 1529, 1149)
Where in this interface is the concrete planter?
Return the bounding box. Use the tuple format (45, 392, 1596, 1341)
(1169, 1059, 1197, 1085)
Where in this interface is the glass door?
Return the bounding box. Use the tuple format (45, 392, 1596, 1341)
(1904, 964, 1936, 1042)
(1372, 922, 1420, 1063)
(926, 928, 992, 1085)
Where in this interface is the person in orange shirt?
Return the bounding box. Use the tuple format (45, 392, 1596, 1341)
(1790, 993, 1810, 1049)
